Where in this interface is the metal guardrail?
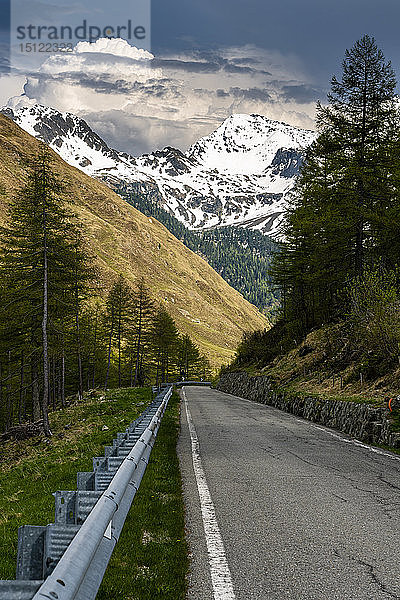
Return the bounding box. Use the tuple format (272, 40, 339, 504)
(0, 386, 172, 600)
(153, 381, 211, 393)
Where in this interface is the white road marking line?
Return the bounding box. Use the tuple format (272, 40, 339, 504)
(223, 391, 400, 462)
(182, 388, 236, 600)
(304, 422, 400, 461)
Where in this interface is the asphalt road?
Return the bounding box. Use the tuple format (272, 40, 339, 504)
(178, 386, 400, 600)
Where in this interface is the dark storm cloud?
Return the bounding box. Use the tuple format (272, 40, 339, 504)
(223, 62, 271, 76)
(24, 70, 182, 98)
(230, 57, 260, 65)
(230, 87, 271, 101)
(152, 0, 400, 88)
(223, 63, 255, 74)
(281, 84, 323, 103)
(153, 51, 273, 78)
(74, 53, 155, 71)
(190, 49, 226, 63)
(92, 79, 181, 98)
(77, 77, 134, 94)
(152, 51, 274, 78)
(153, 58, 221, 73)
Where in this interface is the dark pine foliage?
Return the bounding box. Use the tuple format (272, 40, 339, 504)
(271, 35, 400, 341)
(233, 35, 400, 371)
(116, 184, 280, 313)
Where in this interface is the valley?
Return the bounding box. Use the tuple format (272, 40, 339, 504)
(2, 104, 314, 311)
(0, 114, 268, 368)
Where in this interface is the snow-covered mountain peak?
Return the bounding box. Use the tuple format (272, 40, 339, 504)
(138, 146, 197, 177)
(2, 103, 317, 236)
(187, 113, 315, 176)
(1, 103, 140, 174)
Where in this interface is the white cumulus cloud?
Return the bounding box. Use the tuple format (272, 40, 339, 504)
(74, 38, 154, 59)
(5, 38, 320, 154)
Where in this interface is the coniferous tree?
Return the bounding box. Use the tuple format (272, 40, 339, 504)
(198, 355, 212, 380)
(80, 301, 107, 390)
(0, 149, 91, 435)
(177, 334, 201, 380)
(71, 232, 93, 399)
(0, 154, 214, 434)
(131, 279, 154, 386)
(152, 309, 179, 384)
(104, 275, 134, 389)
(272, 35, 400, 337)
(318, 34, 398, 274)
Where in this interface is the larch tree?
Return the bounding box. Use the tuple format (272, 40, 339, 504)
(152, 309, 179, 384)
(0, 148, 90, 435)
(131, 279, 154, 387)
(177, 334, 201, 380)
(317, 34, 398, 275)
(104, 275, 134, 389)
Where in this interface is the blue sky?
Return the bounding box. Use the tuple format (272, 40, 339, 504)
(1, 0, 400, 154)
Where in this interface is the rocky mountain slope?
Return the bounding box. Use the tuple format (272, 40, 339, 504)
(0, 114, 269, 366)
(2, 105, 316, 236)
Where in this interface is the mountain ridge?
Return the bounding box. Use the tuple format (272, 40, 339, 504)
(0, 113, 269, 367)
(2, 104, 316, 236)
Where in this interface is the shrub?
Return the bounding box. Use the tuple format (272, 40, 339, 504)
(346, 267, 400, 371)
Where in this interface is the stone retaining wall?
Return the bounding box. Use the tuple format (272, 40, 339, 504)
(216, 372, 400, 448)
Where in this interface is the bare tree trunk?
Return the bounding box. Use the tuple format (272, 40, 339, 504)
(118, 309, 122, 388)
(156, 351, 161, 387)
(92, 309, 98, 389)
(74, 258, 83, 400)
(129, 347, 134, 387)
(42, 228, 51, 436)
(162, 350, 167, 384)
(18, 351, 25, 424)
(134, 303, 143, 386)
(5, 352, 12, 431)
(41, 164, 51, 437)
(52, 358, 56, 410)
(56, 361, 61, 408)
(139, 348, 144, 386)
(31, 358, 40, 422)
(49, 359, 54, 410)
(61, 348, 65, 408)
(0, 362, 3, 432)
(104, 307, 114, 391)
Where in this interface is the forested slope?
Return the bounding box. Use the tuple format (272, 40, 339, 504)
(230, 36, 400, 401)
(115, 184, 279, 312)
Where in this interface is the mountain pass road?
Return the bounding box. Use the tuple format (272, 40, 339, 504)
(178, 386, 400, 600)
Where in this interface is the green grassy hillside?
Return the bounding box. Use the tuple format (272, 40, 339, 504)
(0, 114, 269, 367)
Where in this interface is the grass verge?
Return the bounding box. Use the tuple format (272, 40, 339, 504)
(97, 389, 188, 600)
(0, 388, 189, 600)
